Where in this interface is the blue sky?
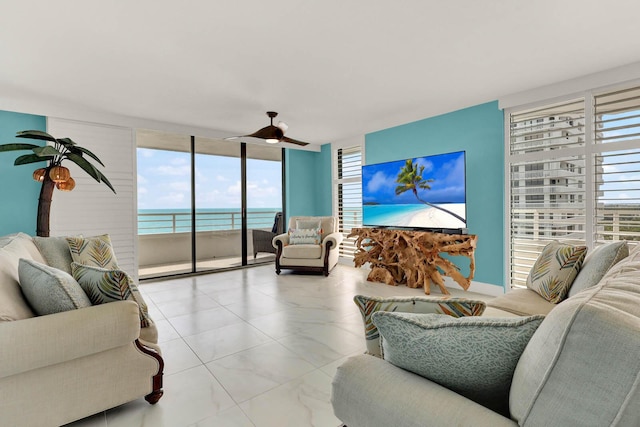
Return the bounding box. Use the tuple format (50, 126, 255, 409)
(362, 151, 466, 205)
(599, 111, 640, 204)
(137, 148, 282, 210)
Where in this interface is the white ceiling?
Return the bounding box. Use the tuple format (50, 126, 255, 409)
(2, 1, 640, 146)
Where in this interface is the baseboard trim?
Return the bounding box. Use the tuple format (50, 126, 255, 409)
(446, 277, 506, 297)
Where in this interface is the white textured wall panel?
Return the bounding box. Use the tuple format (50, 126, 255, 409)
(47, 118, 138, 280)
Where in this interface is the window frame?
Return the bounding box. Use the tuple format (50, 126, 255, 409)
(504, 79, 640, 288)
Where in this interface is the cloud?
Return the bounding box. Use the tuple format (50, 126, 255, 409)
(138, 148, 155, 158)
(169, 181, 190, 192)
(415, 158, 434, 174)
(137, 174, 148, 184)
(138, 187, 148, 194)
(367, 171, 390, 193)
(157, 192, 186, 205)
(154, 164, 191, 176)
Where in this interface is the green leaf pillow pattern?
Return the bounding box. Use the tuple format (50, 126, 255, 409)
(526, 241, 588, 303)
(66, 234, 119, 270)
(71, 262, 151, 328)
(353, 295, 486, 357)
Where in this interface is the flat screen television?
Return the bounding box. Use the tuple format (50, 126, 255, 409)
(362, 150, 467, 233)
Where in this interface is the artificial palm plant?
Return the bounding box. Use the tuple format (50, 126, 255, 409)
(395, 158, 466, 224)
(0, 130, 115, 237)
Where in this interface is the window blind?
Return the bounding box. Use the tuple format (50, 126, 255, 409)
(335, 146, 362, 258)
(594, 86, 640, 243)
(508, 99, 587, 287)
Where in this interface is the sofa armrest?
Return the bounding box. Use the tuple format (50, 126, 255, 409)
(332, 354, 517, 427)
(322, 231, 343, 249)
(272, 233, 289, 249)
(0, 300, 141, 379)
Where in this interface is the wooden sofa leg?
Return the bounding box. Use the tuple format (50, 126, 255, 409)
(135, 339, 164, 405)
(145, 389, 163, 404)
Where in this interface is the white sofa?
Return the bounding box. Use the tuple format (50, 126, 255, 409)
(0, 233, 163, 427)
(273, 216, 343, 276)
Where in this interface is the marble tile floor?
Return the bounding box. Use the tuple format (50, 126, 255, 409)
(65, 263, 494, 427)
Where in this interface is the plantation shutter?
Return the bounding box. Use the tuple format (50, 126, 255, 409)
(508, 99, 587, 287)
(593, 86, 640, 242)
(48, 118, 137, 280)
(335, 146, 362, 258)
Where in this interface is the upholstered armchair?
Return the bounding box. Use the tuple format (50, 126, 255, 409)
(252, 212, 284, 258)
(273, 216, 343, 276)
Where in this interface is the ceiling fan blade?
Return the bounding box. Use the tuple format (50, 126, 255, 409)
(246, 125, 283, 140)
(281, 136, 310, 146)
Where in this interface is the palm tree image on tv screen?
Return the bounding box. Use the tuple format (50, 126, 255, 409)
(362, 151, 466, 231)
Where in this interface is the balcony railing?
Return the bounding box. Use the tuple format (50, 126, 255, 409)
(138, 210, 279, 234)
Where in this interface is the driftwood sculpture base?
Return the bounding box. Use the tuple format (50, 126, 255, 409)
(349, 228, 477, 295)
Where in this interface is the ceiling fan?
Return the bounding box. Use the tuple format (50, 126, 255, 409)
(225, 111, 310, 146)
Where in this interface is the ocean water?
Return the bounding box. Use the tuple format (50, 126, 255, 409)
(138, 208, 280, 234)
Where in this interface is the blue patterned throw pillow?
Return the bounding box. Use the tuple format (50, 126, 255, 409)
(372, 312, 544, 414)
(18, 258, 92, 315)
(354, 295, 486, 357)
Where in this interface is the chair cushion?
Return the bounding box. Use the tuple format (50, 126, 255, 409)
(281, 244, 322, 259)
(487, 288, 556, 316)
(373, 312, 544, 415)
(18, 258, 92, 315)
(295, 219, 321, 231)
(32, 235, 78, 275)
(354, 295, 486, 357)
(568, 240, 628, 297)
(71, 263, 151, 328)
(66, 234, 119, 269)
(526, 241, 587, 303)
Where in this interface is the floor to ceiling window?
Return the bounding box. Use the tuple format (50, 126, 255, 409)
(506, 82, 640, 288)
(137, 130, 283, 279)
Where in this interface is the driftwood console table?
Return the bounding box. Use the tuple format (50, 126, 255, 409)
(348, 228, 478, 295)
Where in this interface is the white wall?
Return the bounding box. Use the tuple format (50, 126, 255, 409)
(47, 118, 138, 280)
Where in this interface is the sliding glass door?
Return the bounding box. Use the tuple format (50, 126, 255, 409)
(194, 137, 242, 272)
(246, 144, 283, 264)
(136, 130, 283, 279)
(136, 130, 193, 278)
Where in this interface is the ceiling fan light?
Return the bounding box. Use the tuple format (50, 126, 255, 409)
(265, 138, 280, 144)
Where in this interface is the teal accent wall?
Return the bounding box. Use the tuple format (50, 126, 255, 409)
(0, 110, 47, 236)
(365, 101, 505, 288)
(284, 145, 334, 225)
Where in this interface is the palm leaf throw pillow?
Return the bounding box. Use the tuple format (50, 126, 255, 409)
(71, 262, 151, 328)
(66, 234, 119, 270)
(526, 241, 588, 303)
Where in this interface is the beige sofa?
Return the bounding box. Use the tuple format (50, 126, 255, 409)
(0, 233, 163, 427)
(487, 240, 629, 316)
(332, 242, 640, 427)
